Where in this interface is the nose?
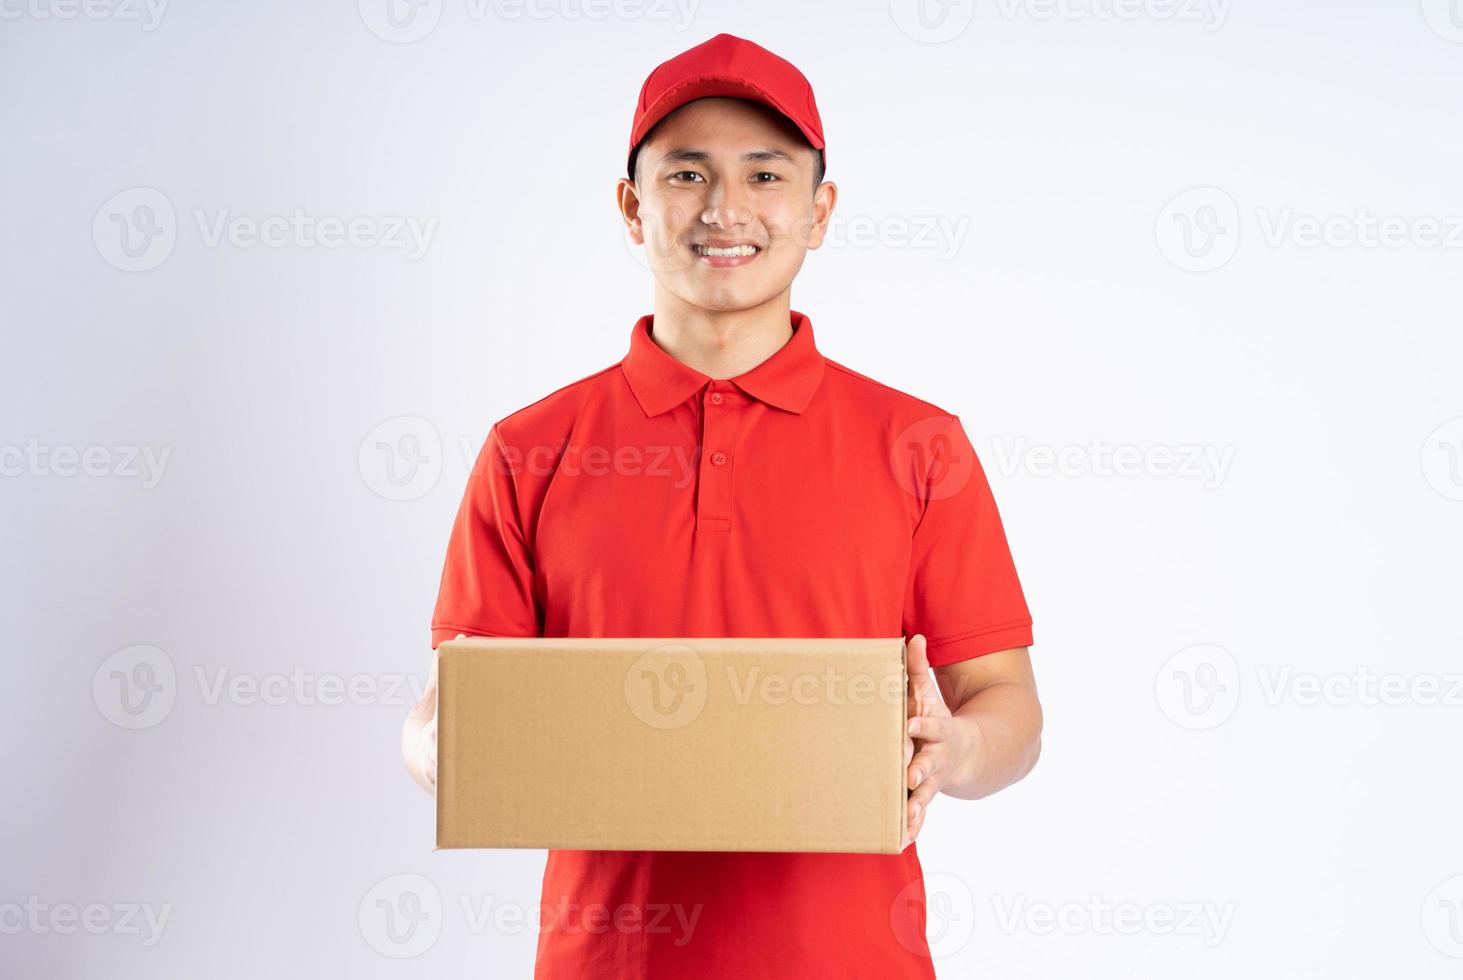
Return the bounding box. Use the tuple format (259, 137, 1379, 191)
(700, 177, 752, 230)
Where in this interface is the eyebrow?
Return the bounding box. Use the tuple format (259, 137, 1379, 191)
(659, 147, 797, 165)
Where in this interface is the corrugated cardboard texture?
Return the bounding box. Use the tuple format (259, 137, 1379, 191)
(436, 637, 907, 854)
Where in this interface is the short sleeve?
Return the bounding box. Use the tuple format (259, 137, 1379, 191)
(429, 424, 542, 649)
(901, 415, 1033, 667)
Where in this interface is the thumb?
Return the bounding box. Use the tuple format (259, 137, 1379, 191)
(904, 634, 939, 716)
(905, 634, 931, 676)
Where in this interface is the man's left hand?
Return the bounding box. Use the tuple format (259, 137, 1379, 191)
(902, 633, 975, 849)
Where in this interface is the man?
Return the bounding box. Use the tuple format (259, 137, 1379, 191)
(403, 33, 1042, 979)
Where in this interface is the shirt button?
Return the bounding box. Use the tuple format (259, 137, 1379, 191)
(709, 392, 724, 405)
(711, 451, 728, 466)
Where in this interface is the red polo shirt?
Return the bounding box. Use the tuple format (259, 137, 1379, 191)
(431, 310, 1033, 978)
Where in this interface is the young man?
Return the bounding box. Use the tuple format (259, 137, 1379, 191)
(403, 33, 1042, 979)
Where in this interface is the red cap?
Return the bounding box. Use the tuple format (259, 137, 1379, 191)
(627, 33, 826, 179)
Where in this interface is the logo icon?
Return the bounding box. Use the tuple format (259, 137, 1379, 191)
(1155, 643, 1240, 730)
(93, 645, 177, 730)
(93, 187, 176, 272)
(1155, 187, 1241, 272)
(1421, 0, 1463, 42)
(358, 873, 442, 957)
(624, 202, 706, 276)
(1421, 874, 1463, 958)
(1420, 416, 1463, 502)
(889, 0, 977, 43)
(358, 0, 442, 43)
(358, 416, 443, 501)
(624, 644, 708, 730)
(891, 417, 975, 502)
(890, 871, 976, 958)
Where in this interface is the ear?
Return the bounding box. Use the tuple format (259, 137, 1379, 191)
(616, 177, 644, 245)
(803, 180, 838, 251)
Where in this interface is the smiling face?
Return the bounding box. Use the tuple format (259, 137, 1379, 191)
(619, 97, 837, 314)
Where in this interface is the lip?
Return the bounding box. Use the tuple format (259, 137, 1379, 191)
(689, 240, 763, 268)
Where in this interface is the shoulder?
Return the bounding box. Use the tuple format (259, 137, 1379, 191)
(820, 357, 959, 425)
(489, 362, 623, 449)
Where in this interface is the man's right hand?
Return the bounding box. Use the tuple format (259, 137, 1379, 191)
(401, 634, 465, 796)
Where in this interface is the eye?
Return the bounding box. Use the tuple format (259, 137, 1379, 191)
(752, 172, 781, 183)
(670, 171, 706, 183)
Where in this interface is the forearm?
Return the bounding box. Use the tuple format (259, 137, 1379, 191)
(940, 681, 1042, 800)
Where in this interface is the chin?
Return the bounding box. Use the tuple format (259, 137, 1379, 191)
(678, 277, 790, 314)
(686, 288, 762, 313)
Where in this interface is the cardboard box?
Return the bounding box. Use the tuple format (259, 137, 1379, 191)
(435, 636, 908, 854)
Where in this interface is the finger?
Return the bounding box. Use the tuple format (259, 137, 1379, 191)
(907, 746, 944, 791)
(904, 787, 937, 846)
(902, 807, 918, 850)
(905, 734, 914, 768)
(909, 770, 941, 811)
(906, 781, 939, 840)
(906, 714, 951, 743)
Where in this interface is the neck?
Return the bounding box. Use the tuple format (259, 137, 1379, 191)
(647, 286, 794, 380)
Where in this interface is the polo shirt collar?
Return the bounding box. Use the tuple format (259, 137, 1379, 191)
(621, 310, 827, 417)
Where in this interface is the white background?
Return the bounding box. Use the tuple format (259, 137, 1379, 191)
(4, 1, 1462, 977)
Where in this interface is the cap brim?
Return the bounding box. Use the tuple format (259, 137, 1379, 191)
(628, 75, 825, 177)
